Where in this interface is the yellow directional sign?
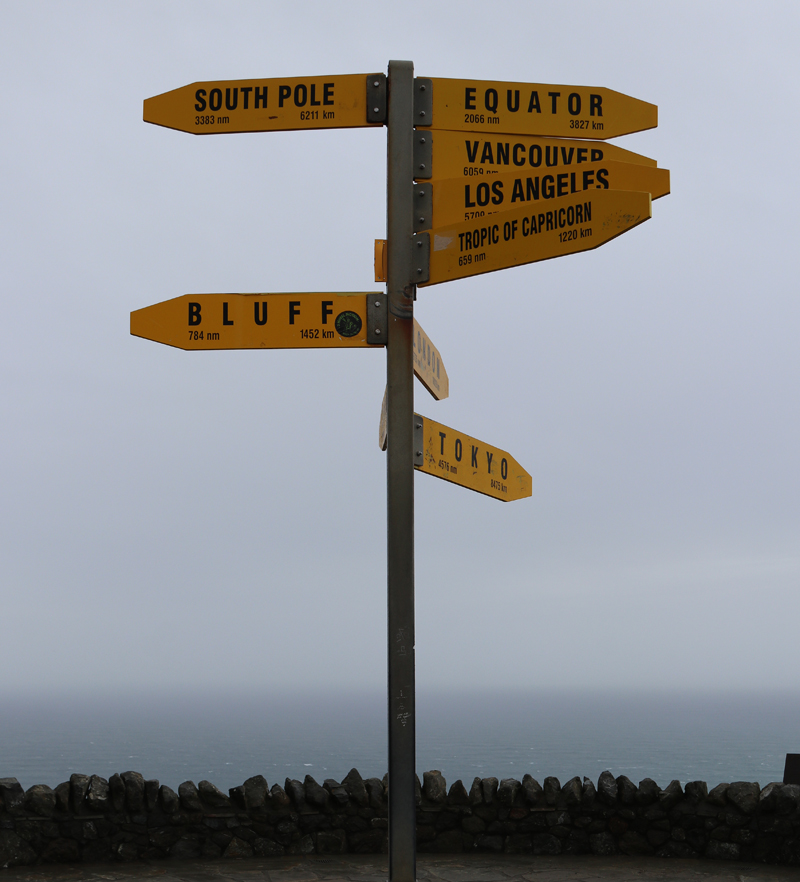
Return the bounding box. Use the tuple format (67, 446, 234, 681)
(413, 319, 448, 400)
(420, 188, 651, 287)
(414, 414, 531, 502)
(144, 74, 382, 134)
(130, 293, 382, 350)
(421, 78, 657, 139)
(424, 129, 658, 181)
(422, 161, 669, 229)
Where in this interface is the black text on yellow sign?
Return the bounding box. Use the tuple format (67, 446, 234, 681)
(413, 320, 448, 401)
(420, 78, 657, 140)
(424, 130, 658, 180)
(130, 293, 382, 350)
(422, 161, 669, 229)
(414, 414, 531, 502)
(144, 74, 381, 134)
(419, 189, 652, 287)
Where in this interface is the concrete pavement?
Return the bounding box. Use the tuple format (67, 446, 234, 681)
(1, 854, 798, 882)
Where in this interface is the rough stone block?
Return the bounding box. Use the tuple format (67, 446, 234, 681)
(285, 779, 306, 808)
(239, 775, 267, 811)
(616, 775, 637, 805)
(178, 781, 203, 813)
(120, 771, 145, 813)
(270, 783, 291, 809)
(561, 777, 582, 807)
(253, 837, 284, 856)
(0, 830, 36, 867)
(482, 777, 498, 805)
(775, 784, 800, 814)
(705, 840, 740, 860)
(659, 779, 683, 810)
(304, 775, 329, 808)
(597, 771, 617, 805)
(223, 836, 253, 858)
(522, 774, 543, 805)
(54, 781, 71, 813)
(158, 785, 179, 814)
(199, 779, 231, 809)
(342, 769, 368, 807)
(24, 784, 56, 818)
(422, 770, 447, 804)
(108, 774, 125, 812)
(316, 830, 345, 854)
(468, 777, 483, 805)
(726, 781, 759, 814)
(532, 832, 561, 855)
(636, 778, 660, 806)
(69, 774, 91, 814)
(144, 779, 159, 811)
(543, 777, 561, 806)
(447, 779, 469, 806)
(324, 780, 349, 808)
(707, 782, 729, 806)
(684, 780, 708, 802)
(589, 831, 617, 855)
(365, 778, 385, 810)
(496, 778, 519, 806)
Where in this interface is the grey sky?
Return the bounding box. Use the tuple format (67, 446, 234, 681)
(2, 1, 798, 699)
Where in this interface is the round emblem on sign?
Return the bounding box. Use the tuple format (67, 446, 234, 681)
(335, 311, 362, 337)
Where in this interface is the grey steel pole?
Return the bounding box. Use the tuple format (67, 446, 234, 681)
(385, 59, 416, 882)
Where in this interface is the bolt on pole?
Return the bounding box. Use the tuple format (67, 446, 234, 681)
(385, 59, 417, 882)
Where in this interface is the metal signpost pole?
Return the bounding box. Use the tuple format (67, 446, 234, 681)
(385, 59, 416, 882)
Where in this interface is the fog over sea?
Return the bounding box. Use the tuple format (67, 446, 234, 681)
(2, 690, 798, 793)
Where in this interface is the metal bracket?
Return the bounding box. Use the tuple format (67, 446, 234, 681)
(413, 130, 432, 180)
(412, 183, 433, 233)
(413, 78, 432, 127)
(413, 414, 424, 468)
(366, 74, 387, 124)
(411, 232, 430, 283)
(367, 292, 387, 345)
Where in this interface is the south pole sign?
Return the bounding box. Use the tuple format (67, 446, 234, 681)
(135, 64, 666, 882)
(143, 73, 386, 134)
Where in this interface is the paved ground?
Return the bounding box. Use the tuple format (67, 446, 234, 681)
(1, 855, 798, 882)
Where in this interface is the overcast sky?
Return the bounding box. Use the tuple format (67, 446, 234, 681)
(2, 1, 798, 701)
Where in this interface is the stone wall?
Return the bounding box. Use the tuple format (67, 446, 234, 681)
(2, 770, 799, 868)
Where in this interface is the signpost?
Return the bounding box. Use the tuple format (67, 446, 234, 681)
(414, 415, 531, 502)
(419, 188, 652, 286)
(144, 73, 386, 134)
(418, 161, 669, 230)
(130, 292, 384, 350)
(422, 129, 658, 180)
(137, 62, 665, 882)
(418, 77, 657, 139)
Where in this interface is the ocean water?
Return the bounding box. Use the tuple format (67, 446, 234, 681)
(1, 689, 798, 793)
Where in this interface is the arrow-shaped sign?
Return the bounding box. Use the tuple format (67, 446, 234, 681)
(421, 129, 658, 181)
(414, 414, 531, 502)
(418, 188, 651, 286)
(419, 77, 657, 139)
(417, 161, 669, 231)
(144, 73, 385, 134)
(131, 293, 384, 350)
